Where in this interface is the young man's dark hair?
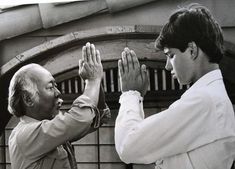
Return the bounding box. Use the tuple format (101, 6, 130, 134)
(155, 3, 224, 63)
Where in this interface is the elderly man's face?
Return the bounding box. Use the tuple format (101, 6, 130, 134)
(30, 66, 62, 120)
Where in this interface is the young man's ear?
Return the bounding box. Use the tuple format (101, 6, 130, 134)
(188, 41, 198, 60)
(22, 91, 34, 107)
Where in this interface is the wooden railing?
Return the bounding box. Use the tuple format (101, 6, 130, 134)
(57, 67, 189, 95)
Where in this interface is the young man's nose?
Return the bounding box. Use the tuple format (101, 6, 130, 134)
(165, 58, 172, 71)
(165, 58, 173, 71)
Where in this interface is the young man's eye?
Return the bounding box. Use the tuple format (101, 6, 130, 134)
(165, 52, 175, 59)
(168, 53, 175, 58)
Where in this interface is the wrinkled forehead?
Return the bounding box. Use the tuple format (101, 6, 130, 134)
(29, 65, 54, 82)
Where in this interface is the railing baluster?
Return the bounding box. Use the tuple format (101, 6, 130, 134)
(81, 78, 85, 92)
(110, 69, 114, 92)
(154, 69, 158, 91)
(75, 77, 78, 93)
(147, 69, 151, 91)
(61, 82, 65, 94)
(171, 75, 175, 90)
(68, 79, 72, 94)
(162, 70, 166, 90)
(103, 71, 107, 92)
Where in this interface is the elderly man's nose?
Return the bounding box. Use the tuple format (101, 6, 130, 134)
(55, 87, 61, 97)
(58, 98, 63, 106)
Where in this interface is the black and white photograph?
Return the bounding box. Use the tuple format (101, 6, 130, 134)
(0, 0, 235, 169)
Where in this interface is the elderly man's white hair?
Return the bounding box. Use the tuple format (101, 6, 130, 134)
(8, 63, 42, 117)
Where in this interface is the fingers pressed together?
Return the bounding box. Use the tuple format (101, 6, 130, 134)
(118, 47, 145, 77)
(82, 42, 101, 65)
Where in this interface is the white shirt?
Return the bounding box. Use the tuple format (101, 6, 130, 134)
(115, 69, 235, 169)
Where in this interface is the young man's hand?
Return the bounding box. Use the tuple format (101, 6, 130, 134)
(118, 47, 149, 97)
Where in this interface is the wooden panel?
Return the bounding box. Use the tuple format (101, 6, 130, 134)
(133, 164, 155, 169)
(39, 1, 107, 28)
(4, 130, 11, 146)
(5, 147, 10, 163)
(0, 147, 4, 163)
(100, 164, 126, 169)
(73, 132, 97, 145)
(0, 5, 42, 41)
(100, 146, 122, 162)
(0, 37, 47, 66)
(106, 0, 155, 12)
(74, 146, 98, 162)
(77, 164, 98, 169)
(99, 127, 115, 144)
(224, 29, 235, 46)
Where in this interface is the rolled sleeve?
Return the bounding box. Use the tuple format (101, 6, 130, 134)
(69, 95, 98, 126)
(71, 95, 111, 128)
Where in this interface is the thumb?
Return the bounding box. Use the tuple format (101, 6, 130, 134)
(141, 64, 147, 81)
(141, 64, 149, 89)
(79, 59, 84, 69)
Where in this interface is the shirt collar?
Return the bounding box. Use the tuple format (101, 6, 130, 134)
(20, 115, 40, 123)
(186, 69, 223, 92)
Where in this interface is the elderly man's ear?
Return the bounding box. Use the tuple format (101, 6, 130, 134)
(22, 92, 34, 107)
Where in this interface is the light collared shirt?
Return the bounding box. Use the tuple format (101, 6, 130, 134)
(115, 69, 235, 169)
(9, 95, 110, 169)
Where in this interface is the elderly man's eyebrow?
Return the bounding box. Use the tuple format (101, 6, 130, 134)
(48, 79, 57, 85)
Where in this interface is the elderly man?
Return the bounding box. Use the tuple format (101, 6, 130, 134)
(8, 42, 110, 169)
(115, 3, 235, 169)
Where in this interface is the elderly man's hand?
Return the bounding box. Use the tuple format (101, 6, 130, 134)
(79, 42, 103, 81)
(118, 48, 149, 97)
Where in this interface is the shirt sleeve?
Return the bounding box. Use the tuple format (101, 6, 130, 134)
(86, 103, 111, 134)
(100, 104, 111, 123)
(115, 90, 217, 164)
(17, 95, 102, 158)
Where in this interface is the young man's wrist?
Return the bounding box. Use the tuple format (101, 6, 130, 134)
(85, 78, 102, 84)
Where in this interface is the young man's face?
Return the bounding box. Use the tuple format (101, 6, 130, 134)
(164, 47, 195, 85)
(30, 66, 62, 120)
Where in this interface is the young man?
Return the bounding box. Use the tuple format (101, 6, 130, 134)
(115, 4, 235, 169)
(8, 43, 110, 169)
